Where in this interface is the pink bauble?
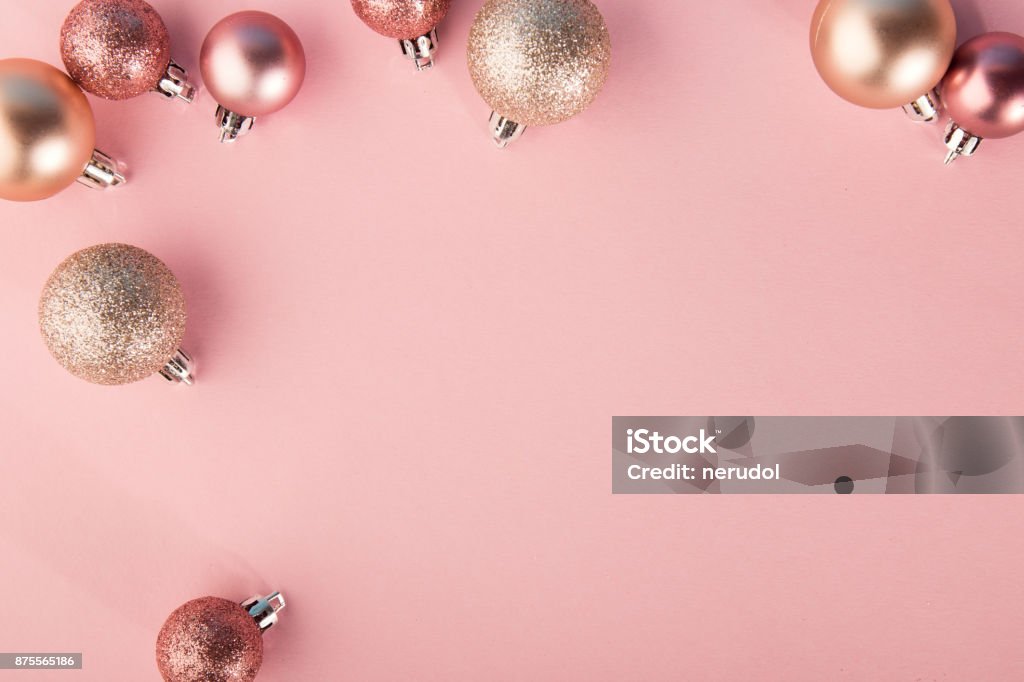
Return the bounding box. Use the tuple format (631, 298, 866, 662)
(200, 11, 306, 117)
(351, 0, 451, 39)
(941, 32, 1024, 139)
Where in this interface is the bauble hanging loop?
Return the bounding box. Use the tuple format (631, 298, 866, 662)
(351, 0, 452, 70)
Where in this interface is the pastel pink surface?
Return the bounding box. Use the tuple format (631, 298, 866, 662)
(1, 1, 1023, 680)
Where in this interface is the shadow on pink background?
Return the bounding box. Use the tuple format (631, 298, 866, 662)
(1, 0, 1023, 679)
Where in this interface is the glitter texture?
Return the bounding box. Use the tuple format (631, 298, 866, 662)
(467, 0, 611, 126)
(61, 0, 171, 100)
(38, 244, 186, 386)
(156, 597, 264, 682)
(0, 59, 96, 202)
(351, 0, 451, 40)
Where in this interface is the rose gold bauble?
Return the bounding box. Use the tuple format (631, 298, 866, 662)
(467, 0, 611, 127)
(60, 0, 171, 100)
(0, 59, 96, 202)
(810, 0, 957, 109)
(39, 244, 187, 386)
(156, 597, 263, 682)
(941, 32, 1024, 139)
(351, 0, 451, 39)
(200, 11, 306, 117)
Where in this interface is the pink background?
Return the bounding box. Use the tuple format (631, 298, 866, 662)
(2, 0, 1024, 679)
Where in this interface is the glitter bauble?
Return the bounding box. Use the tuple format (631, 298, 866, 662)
(156, 597, 264, 682)
(61, 0, 172, 100)
(351, 0, 451, 40)
(467, 0, 611, 127)
(39, 244, 187, 385)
